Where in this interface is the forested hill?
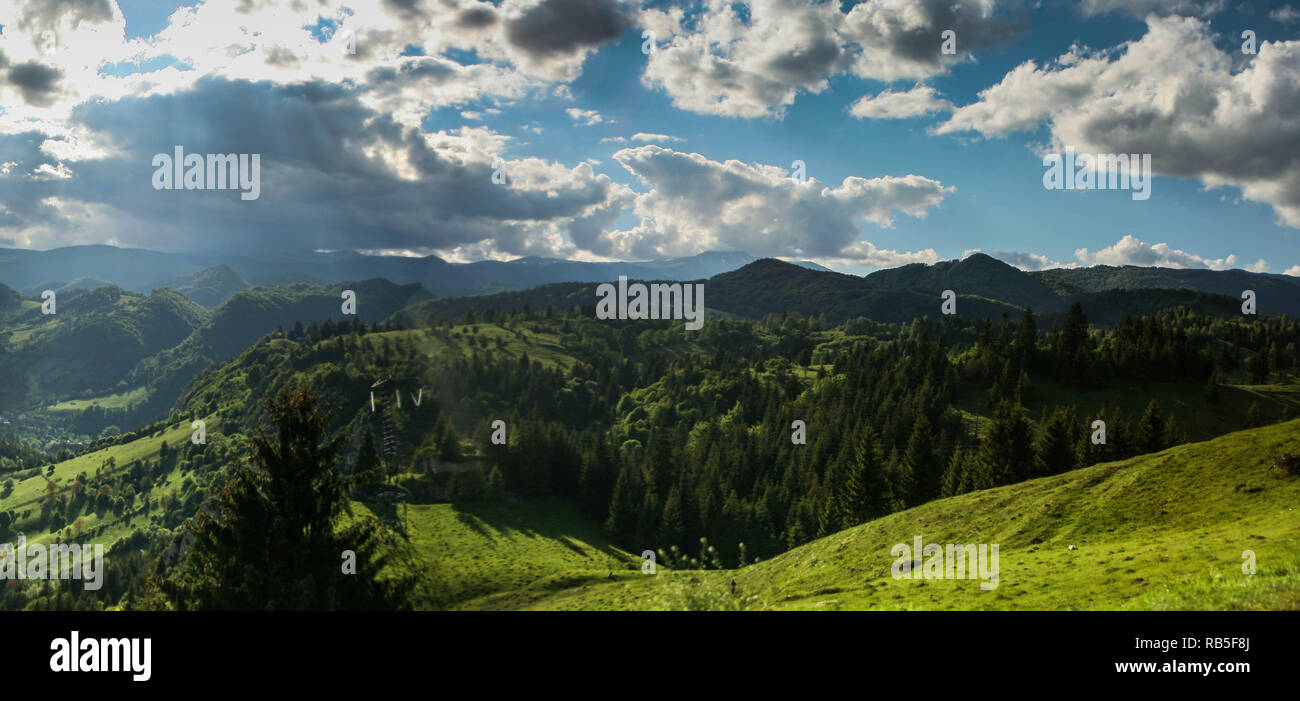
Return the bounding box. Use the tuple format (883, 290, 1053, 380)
(395, 255, 1290, 327)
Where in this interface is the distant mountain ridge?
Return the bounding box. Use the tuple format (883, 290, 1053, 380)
(396, 254, 1299, 325)
(0, 245, 828, 306)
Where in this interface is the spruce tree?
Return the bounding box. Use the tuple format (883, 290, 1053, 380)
(900, 414, 938, 505)
(976, 401, 1034, 486)
(837, 425, 891, 527)
(159, 382, 406, 610)
(1035, 406, 1078, 476)
(1136, 399, 1166, 454)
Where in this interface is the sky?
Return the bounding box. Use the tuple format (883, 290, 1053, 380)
(0, 0, 1298, 276)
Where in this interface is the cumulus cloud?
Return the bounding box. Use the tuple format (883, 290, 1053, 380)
(566, 107, 604, 125)
(1073, 234, 1258, 270)
(640, 0, 1024, 119)
(602, 144, 951, 262)
(937, 15, 1300, 228)
(849, 85, 953, 120)
(0, 77, 633, 260)
(1284, 264, 1300, 276)
(502, 0, 634, 78)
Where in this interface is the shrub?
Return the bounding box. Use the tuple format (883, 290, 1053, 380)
(1274, 453, 1300, 477)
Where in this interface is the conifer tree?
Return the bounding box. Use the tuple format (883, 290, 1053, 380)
(159, 383, 406, 610)
(1137, 399, 1166, 454)
(900, 414, 939, 505)
(1035, 406, 1078, 476)
(976, 401, 1034, 486)
(837, 425, 891, 527)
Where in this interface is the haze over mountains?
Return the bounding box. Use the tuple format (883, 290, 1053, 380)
(0, 245, 828, 305)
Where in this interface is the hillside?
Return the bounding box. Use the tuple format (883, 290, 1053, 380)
(159, 264, 250, 307)
(864, 252, 1066, 308)
(527, 419, 1300, 610)
(2, 286, 210, 405)
(394, 258, 1263, 329)
(358, 499, 637, 610)
(1038, 265, 1300, 316)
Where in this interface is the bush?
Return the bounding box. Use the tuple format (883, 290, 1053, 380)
(1274, 453, 1300, 477)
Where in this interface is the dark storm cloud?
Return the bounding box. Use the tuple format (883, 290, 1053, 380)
(0, 131, 63, 232)
(382, 0, 432, 21)
(366, 57, 458, 84)
(2, 57, 64, 107)
(14, 0, 114, 33)
(456, 6, 498, 29)
(504, 0, 632, 60)
(20, 76, 619, 255)
(845, 0, 1027, 67)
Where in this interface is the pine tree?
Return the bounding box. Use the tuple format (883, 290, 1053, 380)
(1204, 371, 1221, 404)
(1035, 406, 1078, 476)
(976, 401, 1034, 486)
(900, 414, 938, 505)
(940, 446, 965, 497)
(485, 465, 506, 501)
(354, 424, 383, 485)
(159, 382, 406, 610)
(837, 425, 891, 527)
(1014, 306, 1037, 369)
(1136, 399, 1166, 454)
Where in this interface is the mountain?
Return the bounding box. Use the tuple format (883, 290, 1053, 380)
(394, 257, 1267, 327)
(0, 245, 825, 303)
(117, 278, 432, 424)
(1, 286, 210, 405)
(159, 264, 250, 307)
(708, 258, 1021, 323)
(1036, 265, 1300, 316)
(865, 253, 1065, 308)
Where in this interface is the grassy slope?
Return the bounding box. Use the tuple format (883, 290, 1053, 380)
(357, 499, 637, 610)
(1, 418, 216, 548)
(523, 419, 1300, 610)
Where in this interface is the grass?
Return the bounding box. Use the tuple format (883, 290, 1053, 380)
(0, 418, 217, 548)
(521, 418, 1300, 610)
(47, 386, 149, 412)
(357, 498, 637, 610)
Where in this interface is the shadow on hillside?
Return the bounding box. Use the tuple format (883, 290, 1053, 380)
(449, 501, 630, 563)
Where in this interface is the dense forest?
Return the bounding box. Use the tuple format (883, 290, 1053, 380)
(2, 292, 1297, 609)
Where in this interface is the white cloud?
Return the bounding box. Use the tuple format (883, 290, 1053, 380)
(565, 107, 604, 125)
(1073, 234, 1254, 270)
(1284, 264, 1300, 276)
(603, 144, 951, 261)
(937, 15, 1300, 227)
(639, 0, 1022, 119)
(630, 132, 682, 143)
(1270, 5, 1300, 24)
(849, 85, 953, 120)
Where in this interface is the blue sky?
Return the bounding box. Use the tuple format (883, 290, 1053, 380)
(0, 0, 1298, 276)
